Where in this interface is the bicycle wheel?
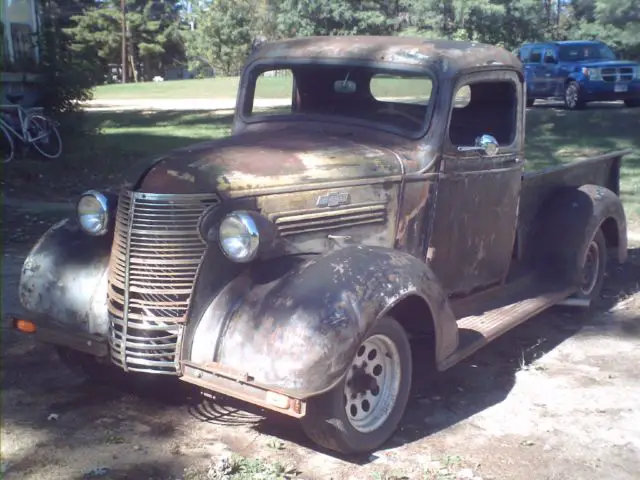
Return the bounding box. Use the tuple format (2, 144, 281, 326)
(26, 114, 62, 159)
(0, 124, 15, 164)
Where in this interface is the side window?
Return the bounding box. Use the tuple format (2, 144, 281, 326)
(448, 81, 518, 148)
(249, 68, 293, 116)
(543, 48, 557, 64)
(518, 47, 531, 63)
(529, 48, 542, 64)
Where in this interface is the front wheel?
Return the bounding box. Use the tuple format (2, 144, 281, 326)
(564, 81, 586, 110)
(26, 114, 63, 159)
(300, 316, 412, 455)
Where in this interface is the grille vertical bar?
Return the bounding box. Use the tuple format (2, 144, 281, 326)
(107, 190, 220, 374)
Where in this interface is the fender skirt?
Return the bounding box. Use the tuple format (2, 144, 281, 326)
(19, 218, 113, 339)
(183, 245, 457, 399)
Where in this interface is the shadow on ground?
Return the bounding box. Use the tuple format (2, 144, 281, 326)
(1, 247, 639, 476)
(115, 248, 640, 464)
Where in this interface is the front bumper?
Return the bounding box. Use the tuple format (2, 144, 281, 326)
(10, 314, 307, 418)
(583, 80, 640, 101)
(8, 314, 108, 357)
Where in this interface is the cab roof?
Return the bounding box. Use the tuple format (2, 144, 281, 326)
(247, 36, 522, 75)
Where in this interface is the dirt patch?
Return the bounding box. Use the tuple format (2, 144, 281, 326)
(2, 246, 639, 480)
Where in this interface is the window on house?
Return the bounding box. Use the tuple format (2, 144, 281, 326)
(3, 0, 38, 65)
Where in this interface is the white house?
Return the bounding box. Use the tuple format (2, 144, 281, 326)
(2, 0, 42, 106)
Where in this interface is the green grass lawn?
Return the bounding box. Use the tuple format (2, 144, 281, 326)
(4, 102, 639, 226)
(94, 77, 273, 100)
(525, 103, 640, 223)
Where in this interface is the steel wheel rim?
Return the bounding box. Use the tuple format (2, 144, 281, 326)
(343, 334, 401, 434)
(566, 85, 578, 108)
(580, 240, 600, 295)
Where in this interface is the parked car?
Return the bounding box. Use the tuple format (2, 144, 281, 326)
(516, 40, 640, 109)
(12, 36, 630, 455)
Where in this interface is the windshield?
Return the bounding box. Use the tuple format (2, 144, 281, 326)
(558, 43, 617, 62)
(242, 64, 435, 136)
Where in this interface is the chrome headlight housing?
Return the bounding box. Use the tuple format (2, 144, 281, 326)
(218, 211, 260, 262)
(583, 67, 602, 81)
(77, 190, 109, 236)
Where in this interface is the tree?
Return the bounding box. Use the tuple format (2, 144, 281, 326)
(276, 0, 399, 38)
(184, 0, 256, 77)
(67, 0, 186, 82)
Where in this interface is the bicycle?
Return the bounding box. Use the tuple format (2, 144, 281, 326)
(1, 93, 63, 164)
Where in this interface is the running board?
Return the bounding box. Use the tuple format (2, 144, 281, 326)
(439, 282, 575, 370)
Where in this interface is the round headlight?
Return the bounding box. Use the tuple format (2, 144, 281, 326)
(77, 191, 109, 236)
(218, 212, 259, 262)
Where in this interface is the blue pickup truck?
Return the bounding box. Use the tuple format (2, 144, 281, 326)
(516, 40, 640, 109)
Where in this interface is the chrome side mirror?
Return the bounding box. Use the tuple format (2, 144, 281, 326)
(457, 134, 499, 156)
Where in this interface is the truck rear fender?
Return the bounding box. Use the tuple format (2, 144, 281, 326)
(183, 245, 458, 398)
(534, 184, 627, 282)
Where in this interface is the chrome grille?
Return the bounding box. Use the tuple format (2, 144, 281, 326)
(601, 67, 635, 83)
(107, 190, 219, 374)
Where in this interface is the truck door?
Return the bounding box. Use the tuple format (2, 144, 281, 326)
(525, 47, 546, 96)
(427, 71, 525, 296)
(541, 47, 560, 96)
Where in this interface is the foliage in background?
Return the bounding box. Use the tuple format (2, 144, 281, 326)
(21, 0, 640, 108)
(183, 0, 256, 77)
(66, 0, 186, 82)
(37, 0, 96, 114)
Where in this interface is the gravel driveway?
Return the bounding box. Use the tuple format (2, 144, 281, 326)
(2, 241, 639, 480)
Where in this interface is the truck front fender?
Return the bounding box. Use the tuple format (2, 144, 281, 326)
(19, 218, 113, 338)
(184, 245, 457, 398)
(535, 184, 627, 282)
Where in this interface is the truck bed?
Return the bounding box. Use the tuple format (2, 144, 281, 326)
(517, 149, 630, 258)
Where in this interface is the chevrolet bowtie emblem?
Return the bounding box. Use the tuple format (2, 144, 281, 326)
(316, 192, 350, 208)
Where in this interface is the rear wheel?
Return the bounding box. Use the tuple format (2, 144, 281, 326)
(624, 99, 640, 108)
(564, 81, 586, 110)
(574, 229, 607, 302)
(26, 114, 62, 159)
(526, 98, 535, 108)
(1, 124, 15, 164)
(300, 316, 412, 455)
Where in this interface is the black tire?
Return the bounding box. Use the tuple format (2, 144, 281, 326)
(300, 316, 412, 455)
(573, 229, 607, 303)
(526, 98, 535, 108)
(624, 99, 640, 108)
(564, 81, 586, 110)
(1, 124, 15, 164)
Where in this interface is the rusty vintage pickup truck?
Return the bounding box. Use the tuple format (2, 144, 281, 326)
(14, 36, 630, 455)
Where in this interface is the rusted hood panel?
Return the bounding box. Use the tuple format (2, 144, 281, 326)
(138, 127, 403, 198)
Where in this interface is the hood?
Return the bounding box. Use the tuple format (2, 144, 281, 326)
(568, 59, 638, 69)
(137, 126, 404, 198)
